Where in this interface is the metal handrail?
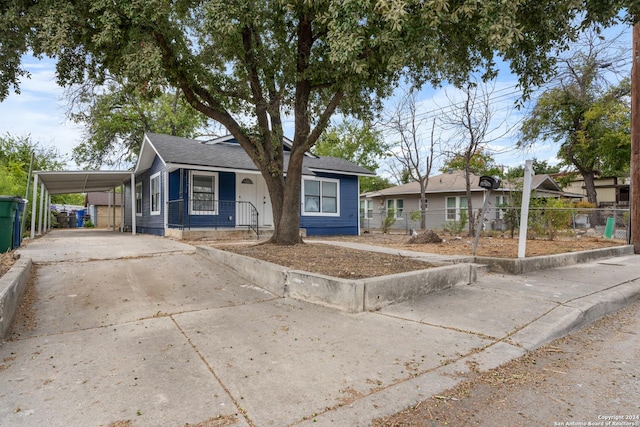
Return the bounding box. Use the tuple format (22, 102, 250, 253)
(166, 199, 259, 238)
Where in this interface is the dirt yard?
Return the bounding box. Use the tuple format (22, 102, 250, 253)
(0, 251, 18, 278)
(205, 232, 626, 279)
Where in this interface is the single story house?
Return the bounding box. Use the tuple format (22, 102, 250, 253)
(85, 191, 123, 229)
(360, 170, 583, 232)
(123, 133, 375, 238)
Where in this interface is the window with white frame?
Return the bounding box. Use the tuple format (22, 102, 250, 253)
(386, 199, 404, 219)
(190, 172, 218, 214)
(303, 178, 339, 215)
(150, 173, 161, 215)
(135, 182, 143, 216)
(495, 195, 506, 219)
(446, 196, 468, 221)
(360, 199, 374, 219)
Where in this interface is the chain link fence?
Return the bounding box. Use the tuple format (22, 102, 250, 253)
(360, 207, 630, 240)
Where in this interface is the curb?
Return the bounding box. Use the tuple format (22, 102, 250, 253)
(0, 257, 32, 340)
(475, 245, 635, 275)
(509, 279, 640, 350)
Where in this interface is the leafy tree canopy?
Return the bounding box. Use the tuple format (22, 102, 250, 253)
(520, 31, 631, 205)
(1, 0, 635, 243)
(0, 134, 80, 216)
(439, 151, 502, 178)
(68, 81, 210, 169)
(505, 159, 561, 179)
(313, 119, 392, 193)
(313, 120, 389, 172)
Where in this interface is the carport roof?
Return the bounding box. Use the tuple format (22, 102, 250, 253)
(34, 170, 133, 195)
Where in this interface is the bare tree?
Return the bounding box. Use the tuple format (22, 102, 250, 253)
(441, 79, 512, 236)
(386, 89, 438, 230)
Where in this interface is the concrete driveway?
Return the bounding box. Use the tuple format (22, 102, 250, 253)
(1, 229, 639, 426)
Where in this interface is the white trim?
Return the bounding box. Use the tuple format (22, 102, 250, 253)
(189, 171, 219, 215)
(130, 173, 137, 235)
(150, 172, 161, 215)
(446, 196, 469, 221)
(386, 198, 404, 220)
(301, 176, 340, 217)
(307, 167, 375, 177)
(166, 163, 261, 175)
(163, 170, 169, 231)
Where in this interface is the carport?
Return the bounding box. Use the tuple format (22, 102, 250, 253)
(29, 170, 136, 238)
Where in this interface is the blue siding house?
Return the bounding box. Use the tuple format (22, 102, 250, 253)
(124, 133, 374, 238)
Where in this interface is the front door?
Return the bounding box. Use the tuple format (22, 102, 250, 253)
(236, 173, 273, 227)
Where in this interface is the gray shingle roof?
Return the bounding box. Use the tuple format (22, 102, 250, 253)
(144, 133, 374, 176)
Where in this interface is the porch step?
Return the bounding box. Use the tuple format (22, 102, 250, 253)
(167, 228, 273, 241)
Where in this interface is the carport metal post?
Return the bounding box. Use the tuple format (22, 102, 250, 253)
(44, 193, 50, 232)
(30, 174, 38, 239)
(38, 181, 45, 235)
(47, 193, 52, 231)
(130, 173, 136, 235)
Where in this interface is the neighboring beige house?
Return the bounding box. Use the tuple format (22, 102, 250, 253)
(85, 192, 123, 229)
(360, 170, 582, 232)
(554, 174, 630, 207)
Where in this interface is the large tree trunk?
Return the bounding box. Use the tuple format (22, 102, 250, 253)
(465, 166, 474, 237)
(419, 179, 427, 230)
(268, 150, 304, 245)
(582, 170, 598, 205)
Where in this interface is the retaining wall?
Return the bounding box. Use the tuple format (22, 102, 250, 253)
(196, 246, 477, 312)
(0, 257, 32, 339)
(475, 245, 635, 275)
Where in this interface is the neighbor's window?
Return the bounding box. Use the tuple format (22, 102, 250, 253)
(303, 178, 339, 215)
(386, 199, 404, 219)
(495, 195, 506, 219)
(135, 182, 142, 216)
(190, 172, 218, 214)
(446, 196, 468, 221)
(150, 173, 161, 215)
(360, 199, 374, 219)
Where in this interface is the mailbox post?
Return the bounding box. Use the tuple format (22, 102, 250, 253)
(472, 176, 502, 255)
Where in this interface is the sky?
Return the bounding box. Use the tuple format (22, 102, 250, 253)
(0, 23, 632, 176)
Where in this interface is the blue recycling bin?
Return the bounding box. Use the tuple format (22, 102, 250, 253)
(77, 209, 85, 228)
(13, 199, 27, 248)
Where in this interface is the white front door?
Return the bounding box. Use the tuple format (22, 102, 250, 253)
(236, 173, 273, 227)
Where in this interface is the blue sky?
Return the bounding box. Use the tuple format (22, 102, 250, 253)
(0, 23, 632, 174)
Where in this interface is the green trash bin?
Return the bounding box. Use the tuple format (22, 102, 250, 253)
(0, 196, 20, 253)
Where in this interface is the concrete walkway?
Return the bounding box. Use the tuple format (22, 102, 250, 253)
(1, 230, 639, 426)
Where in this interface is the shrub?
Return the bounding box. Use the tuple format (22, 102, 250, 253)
(442, 209, 468, 235)
(381, 208, 396, 233)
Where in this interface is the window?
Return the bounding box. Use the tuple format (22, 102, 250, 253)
(150, 173, 161, 215)
(135, 182, 143, 216)
(495, 195, 506, 220)
(190, 172, 218, 214)
(446, 196, 468, 221)
(386, 199, 404, 219)
(360, 199, 374, 219)
(302, 178, 339, 216)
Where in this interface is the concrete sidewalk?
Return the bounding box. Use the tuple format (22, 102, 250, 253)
(1, 230, 639, 426)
